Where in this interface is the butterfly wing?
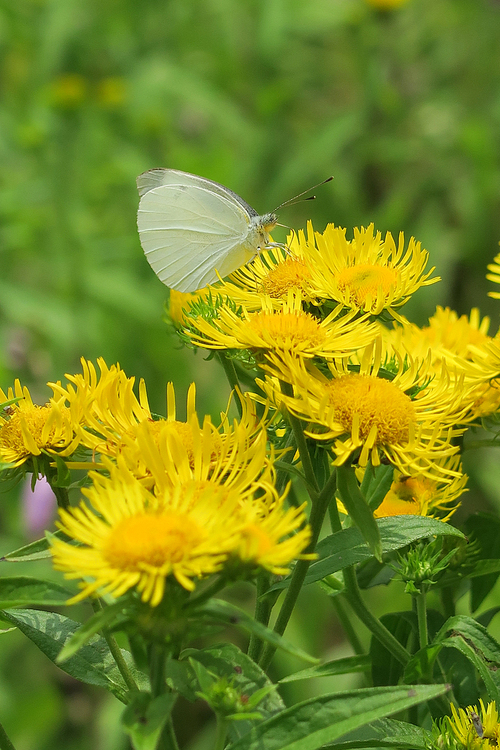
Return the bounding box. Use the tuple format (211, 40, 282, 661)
(137, 178, 257, 292)
(137, 168, 259, 217)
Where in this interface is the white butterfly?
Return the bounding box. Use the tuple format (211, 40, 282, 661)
(136, 169, 279, 293)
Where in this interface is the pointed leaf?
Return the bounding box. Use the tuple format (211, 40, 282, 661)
(228, 684, 449, 750)
(0, 609, 147, 701)
(0, 576, 73, 608)
(337, 464, 382, 561)
(269, 516, 463, 592)
(332, 718, 430, 749)
(1, 531, 66, 562)
(279, 655, 371, 684)
(57, 601, 127, 662)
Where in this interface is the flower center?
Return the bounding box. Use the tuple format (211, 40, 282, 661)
(327, 374, 416, 445)
(245, 311, 327, 349)
(104, 513, 205, 569)
(0, 405, 56, 456)
(260, 258, 311, 297)
(336, 264, 399, 306)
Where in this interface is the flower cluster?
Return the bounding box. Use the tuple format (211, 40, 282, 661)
(172, 220, 500, 520)
(0, 359, 312, 606)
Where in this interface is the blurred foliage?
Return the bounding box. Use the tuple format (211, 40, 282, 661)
(1, 0, 500, 747)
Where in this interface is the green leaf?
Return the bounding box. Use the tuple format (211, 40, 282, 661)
(122, 691, 176, 750)
(436, 615, 500, 664)
(228, 684, 450, 750)
(371, 612, 417, 687)
(0, 609, 147, 701)
(57, 601, 127, 662)
(0, 576, 73, 608)
(337, 464, 382, 562)
(1, 531, 66, 562)
(464, 513, 500, 611)
(279, 655, 371, 684)
(200, 599, 317, 664)
(364, 466, 395, 512)
(269, 517, 463, 593)
(440, 637, 500, 705)
(330, 718, 430, 749)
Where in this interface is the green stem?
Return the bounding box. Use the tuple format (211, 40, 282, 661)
(328, 493, 342, 534)
(149, 643, 167, 698)
(331, 596, 365, 656)
(258, 470, 337, 671)
(0, 722, 16, 750)
(213, 717, 228, 750)
(280, 381, 319, 499)
(217, 352, 242, 418)
(91, 600, 138, 694)
(416, 589, 428, 651)
(343, 566, 410, 667)
(248, 572, 278, 663)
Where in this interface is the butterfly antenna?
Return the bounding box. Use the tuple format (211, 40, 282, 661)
(274, 176, 333, 211)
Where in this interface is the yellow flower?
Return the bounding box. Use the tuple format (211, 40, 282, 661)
(49, 358, 155, 457)
(381, 308, 500, 419)
(260, 341, 473, 480)
(487, 249, 500, 299)
(234, 498, 313, 575)
(0, 381, 77, 467)
(221, 240, 317, 311)
(187, 292, 377, 359)
(51, 465, 242, 605)
(51, 459, 313, 604)
(297, 221, 438, 318)
(118, 389, 278, 503)
(383, 307, 492, 366)
(371, 458, 467, 520)
(448, 700, 500, 749)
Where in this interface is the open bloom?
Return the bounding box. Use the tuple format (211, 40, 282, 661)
(370, 457, 467, 520)
(430, 700, 500, 749)
(381, 308, 500, 419)
(0, 381, 78, 467)
(51, 461, 312, 605)
(259, 341, 473, 480)
(295, 221, 439, 318)
(117, 391, 278, 503)
(186, 292, 378, 359)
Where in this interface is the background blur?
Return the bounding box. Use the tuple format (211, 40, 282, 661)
(1, 0, 500, 747)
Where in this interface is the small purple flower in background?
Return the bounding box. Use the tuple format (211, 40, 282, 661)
(22, 475, 57, 538)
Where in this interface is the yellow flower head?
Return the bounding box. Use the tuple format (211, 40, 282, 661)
(118, 388, 278, 504)
(260, 340, 472, 480)
(49, 358, 152, 457)
(221, 241, 316, 311)
(187, 291, 377, 359)
(370, 457, 467, 520)
(295, 221, 438, 318)
(381, 308, 500, 419)
(447, 700, 500, 749)
(51, 464, 242, 606)
(0, 381, 77, 466)
(51, 460, 313, 605)
(234, 498, 313, 575)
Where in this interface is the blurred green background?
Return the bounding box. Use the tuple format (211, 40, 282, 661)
(2, 0, 500, 747)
